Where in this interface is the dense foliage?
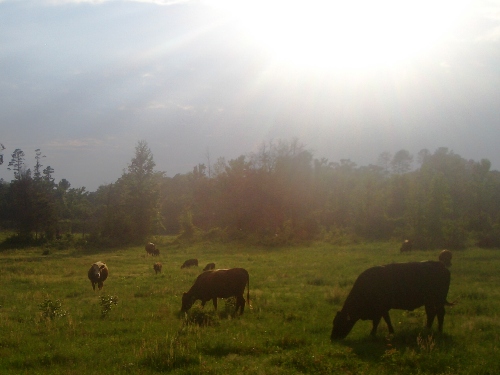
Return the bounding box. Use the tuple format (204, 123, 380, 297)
(1, 139, 500, 249)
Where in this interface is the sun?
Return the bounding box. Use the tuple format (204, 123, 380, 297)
(205, 0, 469, 71)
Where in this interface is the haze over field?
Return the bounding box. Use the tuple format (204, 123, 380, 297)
(1, 0, 500, 191)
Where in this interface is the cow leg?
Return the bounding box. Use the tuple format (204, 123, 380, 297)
(436, 305, 445, 332)
(382, 311, 395, 334)
(370, 316, 382, 336)
(98, 281, 103, 290)
(425, 305, 437, 329)
(236, 296, 245, 315)
(90, 281, 95, 291)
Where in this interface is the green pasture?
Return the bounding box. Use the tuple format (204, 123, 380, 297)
(1, 241, 499, 374)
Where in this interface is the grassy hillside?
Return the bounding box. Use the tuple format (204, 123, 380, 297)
(1, 241, 499, 374)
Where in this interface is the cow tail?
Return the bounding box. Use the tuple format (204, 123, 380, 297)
(247, 273, 252, 310)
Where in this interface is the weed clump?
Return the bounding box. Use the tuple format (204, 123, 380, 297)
(183, 307, 219, 326)
(38, 298, 67, 320)
(308, 277, 326, 286)
(100, 295, 118, 318)
(138, 334, 199, 371)
(222, 296, 237, 317)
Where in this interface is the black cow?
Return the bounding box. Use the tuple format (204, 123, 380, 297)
(400, 239, 413, 252)
(181, 268, 250, 315)
(181, 258, 198, 269)
(203, 262, 215, 271)
(331, 260, 452, 340)
(88, 261, 109, 291)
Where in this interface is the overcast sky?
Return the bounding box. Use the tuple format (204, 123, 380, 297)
(1, 0, 499, 191)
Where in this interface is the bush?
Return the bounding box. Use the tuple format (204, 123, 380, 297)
(1, 233, 45, 249)
(476, 225, 500, 248)
(100, 295, 118, 318)
(38, 298, 67, 320)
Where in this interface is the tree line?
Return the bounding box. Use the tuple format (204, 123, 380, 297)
(1, 139, 500, 249)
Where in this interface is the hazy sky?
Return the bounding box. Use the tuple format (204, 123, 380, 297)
(1, 0, 499, 191)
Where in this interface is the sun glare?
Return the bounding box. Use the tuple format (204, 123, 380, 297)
(206, 0, 468, 71)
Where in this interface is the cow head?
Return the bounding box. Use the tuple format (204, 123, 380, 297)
(330, 311, 356, 340)
(90, 264, 102, 280)
(439, 250, 452, 267)
(181, 293, 195, 312)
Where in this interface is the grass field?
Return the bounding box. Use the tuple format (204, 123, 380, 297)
(1, 240, 500, 374)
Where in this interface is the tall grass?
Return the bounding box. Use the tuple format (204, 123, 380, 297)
(0, 241, 499, 374)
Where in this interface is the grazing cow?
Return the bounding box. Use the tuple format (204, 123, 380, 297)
(152, 248, 160, 256)
(153, 262, 162, 274)
(203, 262, 215, 271)
(88, 261, 109, 291)
(145, 242, 156, 255)
(439, 249, 452, 267)
(331, 260, 452, 340)
(181, 268, 250, 315)
(181, 258, 198, 269)
(400, 239, 413, 252)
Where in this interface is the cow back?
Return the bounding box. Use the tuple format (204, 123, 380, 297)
(386, 261, 449, 309)
(188, 268, 248, 300)
(342, 261, 450, 320)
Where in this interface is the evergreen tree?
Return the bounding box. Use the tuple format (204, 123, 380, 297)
(120, 140, 161, 243)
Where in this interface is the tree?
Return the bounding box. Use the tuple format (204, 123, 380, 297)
(0, 143, 5, 165)
(2, 148, 60, 241)
(43, 166, 55, 183)
(63, 186, 93, 236)
(120, 140, 161, 243)
(391, 149, 413, 175)
(7, 149, 27, 180)
(377, 151, 392, 175)
(33, 149, 46, 181)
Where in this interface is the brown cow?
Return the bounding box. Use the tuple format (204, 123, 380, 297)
(203, 262, 215, 271)
(400, 239, 413, 252)
(145, 242, 156, 255)
(152, 248, 160, 256)
(88, 261, 108, 291)
(181, 268, 250, 315)
(153, 262, 162, 274)
(181, 258, 198, 269)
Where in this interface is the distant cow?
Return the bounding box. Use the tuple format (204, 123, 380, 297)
(145, 242, 156, 255)
(88, 261, 109, 291)
(181, 258, 198, 269)
(331, 260, 452, 340)
(153, 262, 162, 274)
(181, 268, 250, 315)
(439, 250, 452, 267)
(152, 248, 160, 256)
(203, 262, 215, 271)
(400, 239, 413, 252)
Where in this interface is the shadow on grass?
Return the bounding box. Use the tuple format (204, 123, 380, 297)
(339, 328, 455, 356)
(334, 327, 458, 374)
(177, 297, 246, 328)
